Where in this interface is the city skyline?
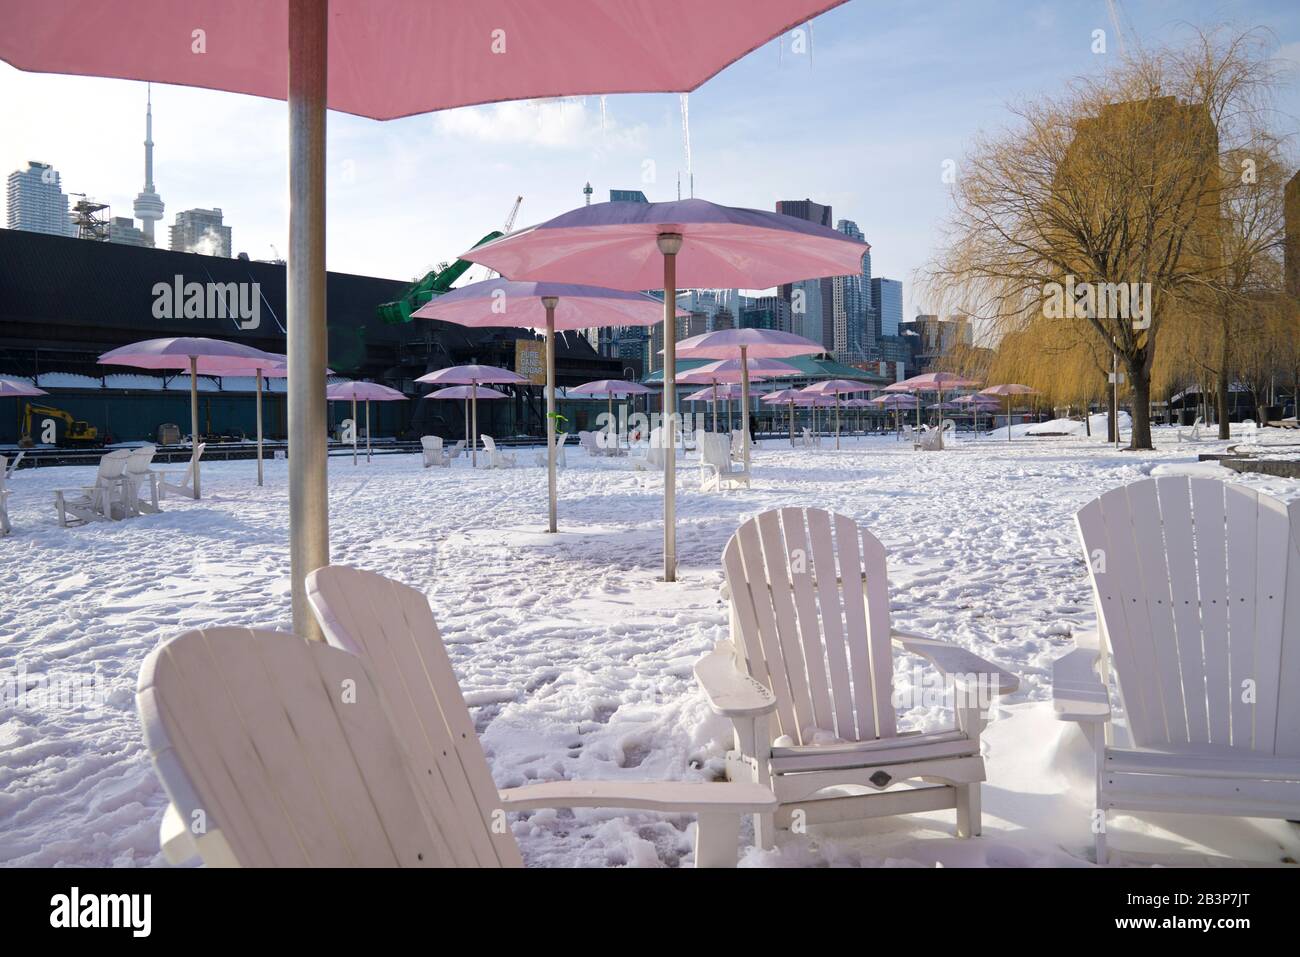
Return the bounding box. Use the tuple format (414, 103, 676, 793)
(2, 0, 1297, 319)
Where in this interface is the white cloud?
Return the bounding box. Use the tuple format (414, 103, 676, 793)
(434, 98, 645, 151)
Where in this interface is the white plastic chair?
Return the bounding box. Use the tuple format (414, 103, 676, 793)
(54, 449, 131, 526)
(123, 445, 161, 514)
(421, 435, 448, 468)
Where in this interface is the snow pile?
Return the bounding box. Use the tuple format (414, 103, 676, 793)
(987, 412, 1130, 440)
(1, 433, 1296, 867)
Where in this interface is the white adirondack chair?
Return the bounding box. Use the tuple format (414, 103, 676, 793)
(699, 432, 750, 492)
(160, 443, 206, 499)
(54, 449, 131, 527)
(635, 427, 668, 471)
(918, 428, 944, 451)
(421, 435, 448, 468)
(478, 435, 516, 469)
(577, 430, 598, 455)
(696, 507, 1019, 848)
(800, 427, 821, 449)
(1053, 476, 1300, 864)
(448, 439, 466, 461)
(901, 424, 923, 449)
(0, 456, 10, 536)
(1177, 416, 1204, 443)
(730, 429, 746, 462)
(534, 431, 568, 468)
(123, 445, 160, 515)
(1237, 419, 1258, 443)
(159, 564, 774, 869)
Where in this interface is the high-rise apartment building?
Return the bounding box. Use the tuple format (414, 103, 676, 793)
(776, 198, 835, 348)
(831, 219, 871, 365)
(871, 278, 903, 338)
(6, 161, 74, 237)
(170, 207, 232, 257)
(108, 216, 150, 247)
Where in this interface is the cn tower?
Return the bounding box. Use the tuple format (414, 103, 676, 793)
(133, 83, 165, 245)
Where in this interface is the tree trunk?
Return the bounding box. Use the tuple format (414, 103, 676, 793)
(1216, 363, 1231, 439)
(1129, 366, 1154, 450)
(1107, 379, 1117, 444)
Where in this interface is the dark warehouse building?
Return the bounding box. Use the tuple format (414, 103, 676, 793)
(0, 228, 624, 445)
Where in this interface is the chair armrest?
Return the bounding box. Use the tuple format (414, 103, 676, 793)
(694, 640, 777, 718)
(1051, 638, 1110, 723)
(891, 629, 1020, 696)
(498, 779, 776, 815)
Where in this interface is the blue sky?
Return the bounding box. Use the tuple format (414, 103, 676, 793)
(2, 0, 1297, 320)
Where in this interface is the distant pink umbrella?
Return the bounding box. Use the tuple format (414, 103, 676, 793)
(954, 393, 1002, 437)
(414, 279, 673, 532)
(0, 377, 47, 397)
(567, 379, 654, 455)
(463, 199, 866, 582)
(884, 371, 981, 444)
(0, 0, 853, 641)
(678, 356, 799, 433)
(799, 379, 875, 450)
(326, 381, 408, 465)
(979, 384, 1038, 442)
(417, 365, 530, 467)
(762, 388, 810, 446)
(99, 337, 282, 498)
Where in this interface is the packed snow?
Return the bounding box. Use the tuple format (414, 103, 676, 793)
(2, 426, 1298, 868)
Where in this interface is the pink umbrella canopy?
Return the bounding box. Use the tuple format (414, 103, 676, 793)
(799, 379, 875, 395)
(98, 336, 281, 374)
(412, 279, 676, 331)
(870, 394, 921, 409)
(415, 365, 530, 386)
(0, 377, 47, 397)
(463, 199, 868, 292)
(685, 383, 770, 403)
(884, 372, 981, 393)
(0, 1, 849, 120)
(676, 328, 827, 360)
(761, 389, 807, 403)
(677, 357, 800, 384)
(979, 383, 1038, 397)
(326, 382, 408, 402)
(568, 380, 654, 397)
(422, 385, 509, 401)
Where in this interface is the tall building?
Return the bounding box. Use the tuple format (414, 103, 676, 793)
(6, 161, 74, 237)
(740, 296, 791, 332)
(108, 216, 150, 247)
(900, 315, 973, 370)
(871, 278, 903, 338)
(133, 85, 164, 246)
(170, 207, 232, 257)
(776, 199, 835, 347)
(831, 219, 871, 365)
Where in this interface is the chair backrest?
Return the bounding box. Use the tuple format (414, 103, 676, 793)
(0, 456, 6, 491)
(554, 431, 569, 452)
(723, 507, 896, 745)
(578, 430, 595, 450)
(699, 433, 731, 472)
(306, 566, 523, 867)
(97, 449, 131, 481)
(450, 439, 465, 454)
(480, 435, 497, 453)
(1077, 477, 1300, 756)
(125, 446, 157, 476)
(731, 430, 745, 456)
(646, 428, 666, 467)
(137, 627, 443, 866)
(421, 435, 442, 452)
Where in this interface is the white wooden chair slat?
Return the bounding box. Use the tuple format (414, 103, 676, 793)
(776, 507, 833, 738)
(832, 511, 878, 741)
(805, 509, 857, 741)
(859, 520, 898, 738)
(1251, 493, 1289, 753)
(1153, 477, 1210, 744)
(754, 511, 818, 737)
(731, 520, 800, 738)
(1189, 478, 1232, 744)
(307, 568, 513, 867)
(1055, 477, 1300, 864)
(1127, 479, 1188, 746)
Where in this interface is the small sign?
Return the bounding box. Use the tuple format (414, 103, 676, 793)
(515, 339, 545, 385)
(1107, 372, 1125, 384)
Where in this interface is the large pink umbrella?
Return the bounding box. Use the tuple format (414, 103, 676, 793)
(0, 377, 47, 397)
(421, 385, 510, 464)
(979, 384, 1038, 442)
(1, 0, 851, 639)
(799, 379, 875, 450)
(462, 198, 866, 581)
(954, 393, 1003, 437)
(412, 279, 672, 533)
(761, 388, 807, 446)
(567, 379, 654, 457)
(326, 381, 408, 465)
(416, 365, 529, 467)
(885, 372, 981, 446)
(98, 337, 282, 498)
(678, 356, 799, 434)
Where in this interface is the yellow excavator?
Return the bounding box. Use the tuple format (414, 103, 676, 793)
(20, 403, 99, 447)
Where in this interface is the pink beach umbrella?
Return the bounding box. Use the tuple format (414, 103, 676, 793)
(416, 366, 529, 468)
(885, 372, 981, 445)
(413, 279, 672, 533)
(953, 394, 1002, 437)
(567, 379, 654, 456)
(98, 337, 282, 498)
(463, 198, 866, 582)
(1, 0, 851, 638)
(761, 388, 810, 446)
(799, 379, 875, 450)
(326, 381, 408, 465)
(0, 377, 47, 397)
(678, 356, 799, 434)
(421, 385, 510, 463)
(979, 384, 1038, 442)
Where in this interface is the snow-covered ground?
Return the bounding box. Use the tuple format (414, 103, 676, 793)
(2, 427, 1298, 868)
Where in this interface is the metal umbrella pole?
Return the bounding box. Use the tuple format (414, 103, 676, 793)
(658, 233, 682, 583)
(255, 365, 265, 486)
(365, 399, 371, 462)
(350, 394, 358, 465)
(739, 344, 753, 472)
(542, 297, 558, 532)
(188, 355, 201, 499)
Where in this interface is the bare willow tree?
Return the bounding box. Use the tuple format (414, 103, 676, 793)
(922, 29, 1285, 449)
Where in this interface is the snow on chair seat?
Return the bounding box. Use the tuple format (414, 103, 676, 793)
(305, 565, 777, 867)
(697, 507, 1018, 849)
(1052, 476, 1300, 864)
(160, 443, 205, 499)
